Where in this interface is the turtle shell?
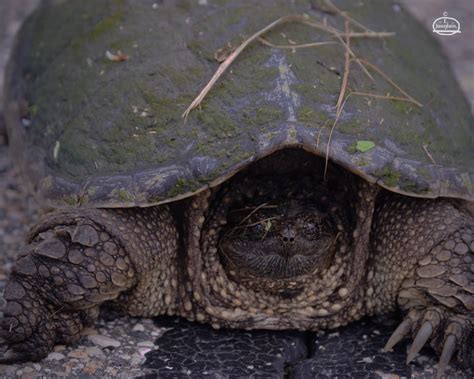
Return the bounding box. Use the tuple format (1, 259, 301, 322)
(4, 0, 473, 208)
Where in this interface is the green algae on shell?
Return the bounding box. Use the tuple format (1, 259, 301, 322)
(4, 0, 473, 209)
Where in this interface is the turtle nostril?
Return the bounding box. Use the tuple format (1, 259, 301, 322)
(282, 236, 295, 243)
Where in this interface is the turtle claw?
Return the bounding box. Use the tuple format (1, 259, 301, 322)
(436, 334, 456, 379)
(383, 318, 412, 352)
(385, 307, 473, 374)
(406, 321, 433, 364)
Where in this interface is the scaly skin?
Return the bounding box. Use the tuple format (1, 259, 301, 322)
(368, 194, 473, 372)
(1, 170, 472, 374)
(1, 207, 178, 362)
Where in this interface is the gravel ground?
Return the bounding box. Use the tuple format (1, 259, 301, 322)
(0, 1, 472, 378)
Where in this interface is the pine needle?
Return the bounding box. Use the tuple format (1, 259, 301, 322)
(339, 31, 395, 38)
(350, 91, 420, 106)
(422, 144, 437, 165)
(323, 0, 374, 33)
(353, 58, 423, 107)
(237, 202, 272, 227)
(324, 94, 352, 180)
(258, 37, 337, 50)
(316, 119, 331, 147)
(336, 21, 351, 113)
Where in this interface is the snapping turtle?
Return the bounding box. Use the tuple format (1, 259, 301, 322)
(1, 0, 473, 373)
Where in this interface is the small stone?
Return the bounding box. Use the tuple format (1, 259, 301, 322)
(88, 334, 121, 348)
(132, 323, 145, 332)
(85, 346, 104, 358)
(107, 368, 118, 376)
(374, 371, 400, 379)
(137, 341, 155, 348)
(81, 327, 98, 336)
(0, 365, 16, 376)
(68, 348, 89, 359)
(83, 360, 103, 374)
(33, 364, 41, 371)
(23, 367, 34, 373)
(141, 318, 155, 326)
(46, 352, 66, 361)
(53, 345, 66, 352)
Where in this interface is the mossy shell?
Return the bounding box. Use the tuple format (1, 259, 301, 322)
(4, 0, 473, 208)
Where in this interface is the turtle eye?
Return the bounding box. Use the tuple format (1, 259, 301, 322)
(249, 223, 265, 239)
(306, 221, 315, 233)
(304, 219, 320, 239)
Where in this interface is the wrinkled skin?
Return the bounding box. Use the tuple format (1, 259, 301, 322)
(1, 150, 473, 376)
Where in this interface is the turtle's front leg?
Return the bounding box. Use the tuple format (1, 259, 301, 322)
(369, 194, 473, 376)
(0, 207, 178, 362)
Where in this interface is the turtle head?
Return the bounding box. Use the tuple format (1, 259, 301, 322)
(219, 199, 339, 281)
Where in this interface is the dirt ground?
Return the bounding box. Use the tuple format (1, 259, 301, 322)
(0, 1, 472, 378)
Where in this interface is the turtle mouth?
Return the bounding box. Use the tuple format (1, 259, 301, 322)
(220, 241, 336, 279)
